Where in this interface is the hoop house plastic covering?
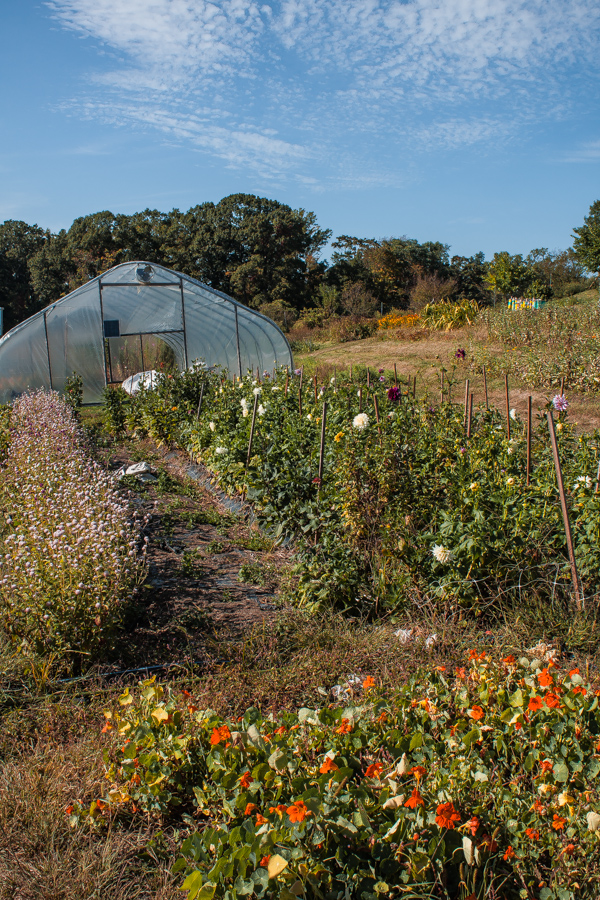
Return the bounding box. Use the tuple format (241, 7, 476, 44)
(0, 262, 293, 405)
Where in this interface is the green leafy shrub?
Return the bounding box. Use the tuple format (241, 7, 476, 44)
(421, 298, 479, 331)
(64, 371, 84, 410)
(79, 653, 600, 899)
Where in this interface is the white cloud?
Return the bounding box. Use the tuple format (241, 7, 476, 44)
(45, 0, 600, 182)
(562, 140, 600, 163)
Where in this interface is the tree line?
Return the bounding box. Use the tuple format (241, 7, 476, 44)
(1, 193, 598, 334)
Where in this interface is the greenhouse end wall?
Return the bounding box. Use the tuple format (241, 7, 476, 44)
(0, 262, 293, 405)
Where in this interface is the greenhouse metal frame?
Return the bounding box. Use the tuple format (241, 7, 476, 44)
(0, 261, 293, 405)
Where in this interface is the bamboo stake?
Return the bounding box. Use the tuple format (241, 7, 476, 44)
(467, 392, 473, 439)
(505, 374, 511, 440)
(483, 365, 489, 410)
(318, 401, 328, 486)
(374, 394, 381, 432)
(463, 379, 470, 428)
(246, 393, 259, 470)
(547, 410, 582, 609)
(195, 381, 205, 421)
(526, 395, 532, 486)
(394, 363, 398, 386)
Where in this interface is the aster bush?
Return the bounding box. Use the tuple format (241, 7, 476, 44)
(0, 390, 146, 666)
(76, 652, 600, 899)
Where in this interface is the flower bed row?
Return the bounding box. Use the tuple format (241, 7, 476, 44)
(79, 652, 600, 899)
(106, 366, 600, 616)
(0, 390, 146, 666)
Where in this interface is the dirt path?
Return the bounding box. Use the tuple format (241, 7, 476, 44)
(99, 441, 290, 672)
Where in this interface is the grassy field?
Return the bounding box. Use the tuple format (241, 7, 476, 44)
(2, 292, 600, 899)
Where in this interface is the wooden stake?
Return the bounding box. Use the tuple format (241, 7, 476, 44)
(483, 365, 489, 410)
(313, 373, 318, 403)
(195, 381, 205, 421)
(560, 376, 565, 396)
(394, 363, 398, 386)
(596, 458, 600, 495)
(547, 410, 582, 609)
(440, 370, 445, 404)
(467, 392, 473, 439)
(298, 368, 303, 417)
(285, 370, 289, 397)
(367, 368, 371, 388)
(318, 401, 328, 485)
(526, 395, 532, 486)
(374, 394, 381, 431)
(463, 379, 470, 428)
(505, 374, 511, 440)
(412, 374, 416, 398)
(246, 393, 259, 469)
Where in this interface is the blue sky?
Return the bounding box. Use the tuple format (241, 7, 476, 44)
(1, 0, 599, 261)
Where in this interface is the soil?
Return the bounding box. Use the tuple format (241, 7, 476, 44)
(95, 440, 291, 674)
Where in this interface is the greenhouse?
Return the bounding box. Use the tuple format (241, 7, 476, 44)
(0, 261, 293, 405)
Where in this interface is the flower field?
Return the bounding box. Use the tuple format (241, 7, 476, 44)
(109, 364, 600, 619)
(0, 390, 146, 668)
(79, 652, 600, 899)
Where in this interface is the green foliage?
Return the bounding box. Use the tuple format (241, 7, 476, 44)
(79, 656, 600, 899)
(116, 366, 600, 618)
(0, 219, 48, 330)
(238, 562, 266, 586)
(421, 298, 479, 331)
(572, 200, 600, 274)
(102, 385, 131, 437)
(64, 371, 84, 410)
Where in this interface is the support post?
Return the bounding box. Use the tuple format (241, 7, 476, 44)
(526, 395, 532, 485)
(483, 365, 489, 410)
(547, 410, 582, 609)
(505, 374, 511, 440)
(467, 392, 473, 439)
(246, 393, 259, 469)
(463, 379, 470, 428)
(318, 401, 328, 485)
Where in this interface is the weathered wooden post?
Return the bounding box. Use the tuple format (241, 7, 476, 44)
(463, 379, 470, 429)
(547, 410, 582, 609)
(246, 393, 259, 469)
(467, 392, 473, 439)
(318, 401, 328, 486)
(526, 395, 532, 486)
(483, 365, 489, 410)
(505, 374, 511, 440)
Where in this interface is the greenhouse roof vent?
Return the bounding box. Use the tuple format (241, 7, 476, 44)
(135, 264, 154, 283)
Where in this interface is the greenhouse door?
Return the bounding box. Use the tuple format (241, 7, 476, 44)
(104, 333, 177, 383)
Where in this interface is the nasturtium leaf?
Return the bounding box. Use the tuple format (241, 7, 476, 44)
(553, 761, 569, 783)
(267, 854, 289, 878)
(409, 732, 423, 750)
(151, 706, 169, 723)
(509, 688, 524, 708)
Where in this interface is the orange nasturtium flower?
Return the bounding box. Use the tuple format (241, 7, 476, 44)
(573, 685, 587, 696)
(545, 693, 560, 709)
(260, 855, 271, 867)
(319, 757, 339, 775)
(568, 668, 580, 678)
(363, 676, 376, 690)
(255, 814, 267, 825)
(238, 771, 252, 789)
(466, 816, 480, 835)
(409, 765, 426, 780)
(245, 803, 258, 816)
(210, 724, 232, 745)
(503, 846, 516, 861)
(287, 800, 310, 823)
(552, 814, 566, 831)
(539, 760, 553, 774)
(365, 762, 384, 779)
(531, 799, 546, 814)
(528, 696, 543, 712)
(503, 655, 516, 665)
(525, 827, 539, 840)
(455, 667, 467, 679)
(469, 706, 484, 721)
(274, 726, 286, 735)
(269, 804, 287, 817)
(404, 787, 425, 809)
(335, 718, 353, 734)
(435, 802, 461, 830)
(538, 668, 553, 687)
